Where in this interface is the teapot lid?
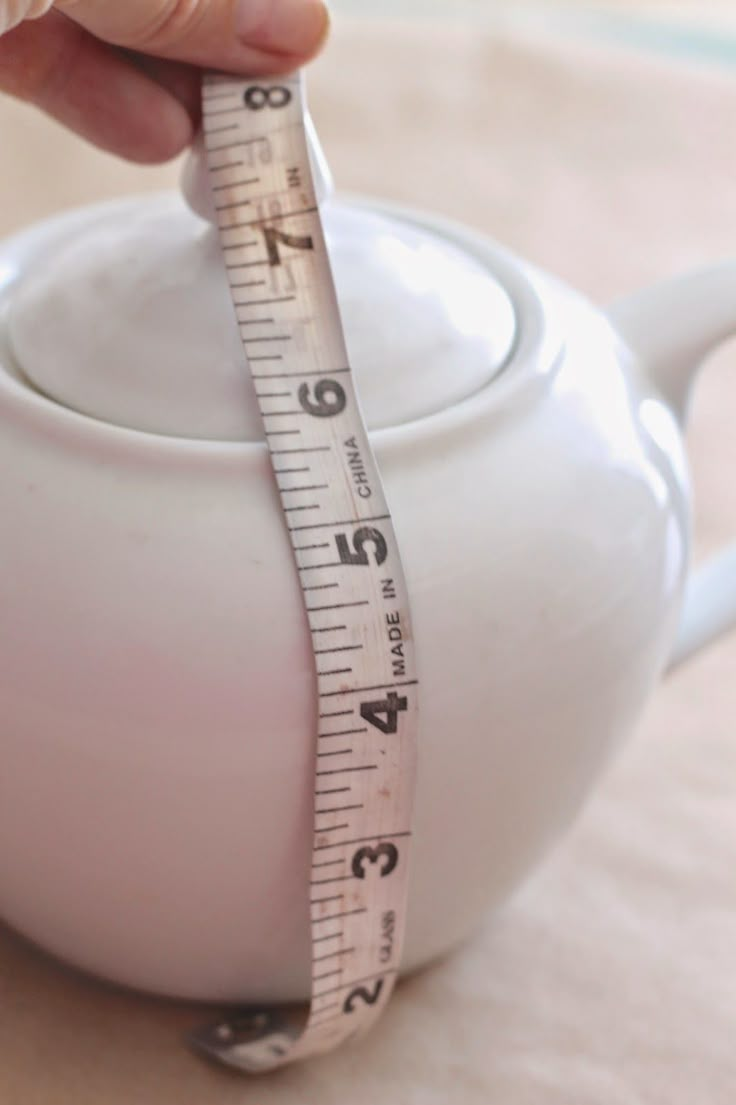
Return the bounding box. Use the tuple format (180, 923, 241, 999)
(6, 195, 518, 442)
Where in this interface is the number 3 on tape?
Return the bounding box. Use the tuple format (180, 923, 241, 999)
(190, 72, 420, 1073)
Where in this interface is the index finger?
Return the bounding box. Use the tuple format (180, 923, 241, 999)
(54, 0, 330, 73)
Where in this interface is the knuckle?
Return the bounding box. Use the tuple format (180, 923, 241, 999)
(131, 0, 208, 51)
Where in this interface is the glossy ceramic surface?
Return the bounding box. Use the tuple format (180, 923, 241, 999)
(0, 195, 732, 1001)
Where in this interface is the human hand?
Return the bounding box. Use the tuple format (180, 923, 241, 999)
(0, 0, 329, 162)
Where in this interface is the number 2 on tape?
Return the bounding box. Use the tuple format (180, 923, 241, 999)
(190, 72, 420, 1073)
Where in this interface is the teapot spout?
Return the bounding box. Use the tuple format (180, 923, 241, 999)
(607, 263, 736, 424)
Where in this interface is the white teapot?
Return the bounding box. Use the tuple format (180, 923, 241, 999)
(0, 149, 734, 1006)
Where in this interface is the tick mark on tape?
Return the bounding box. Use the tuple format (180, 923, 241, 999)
(310, 873, 355, 886)
(216, 198, 256, 212)
(318, 728, 368, 738)
(318, 678, 418, 698)
(206, 123, 239, 136)
(281, 485, 329, 495)
(206, 139, 250, 154)
(307, 600, 368, 613)
(255, 369, 349, 380)
(312, 969, 343, 984)
(290, 514, 391, 533)
(201, 92, 239, 107)
(211, 174, 261, 191)
(313, 831, 412, 852)
(270, 447, 330, 455)
(298, 562, 342, 571)
(312, 908, 367, 925)
(313, 947, 355, 963)
(202, 103, 240, 117)
(209, 159, 245, 173)
(244, 335, 292, 343)
(315, 765, 378, 778)
(238, 295, 297, 307)
(221, 205, 319, 229)
(312, 932, 344, 946)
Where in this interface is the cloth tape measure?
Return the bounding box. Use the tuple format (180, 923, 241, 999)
(190, 71, 420, 1073)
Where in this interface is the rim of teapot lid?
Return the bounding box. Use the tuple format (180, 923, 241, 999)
(4, 194, 519, 442)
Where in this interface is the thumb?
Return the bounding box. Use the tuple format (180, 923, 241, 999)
(54, 0, 330, 71)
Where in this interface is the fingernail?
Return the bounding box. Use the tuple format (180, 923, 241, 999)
(236, 0, 330, 56)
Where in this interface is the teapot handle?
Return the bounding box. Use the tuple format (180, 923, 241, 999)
(607, 264, 736, 673)
(668, 545, 736, 670)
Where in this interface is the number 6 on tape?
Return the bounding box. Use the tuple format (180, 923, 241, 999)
(190, 72, 420, 1073)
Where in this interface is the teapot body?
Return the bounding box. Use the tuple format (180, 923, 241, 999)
(0, 199, 689, 1001)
